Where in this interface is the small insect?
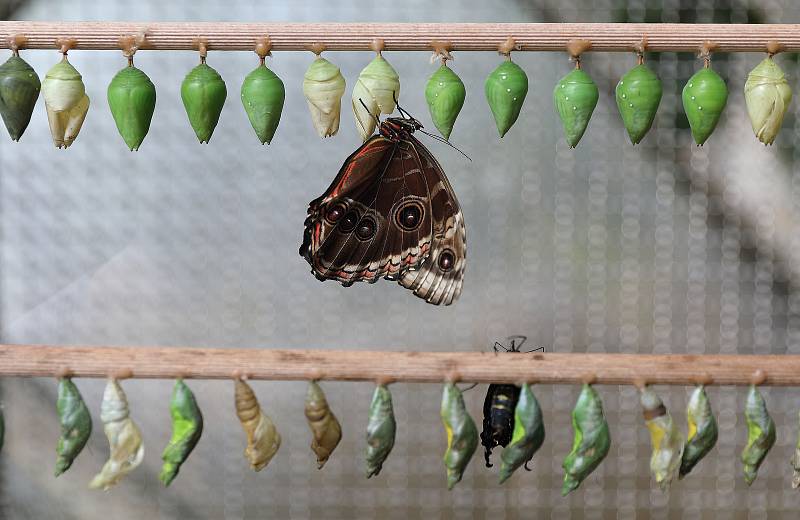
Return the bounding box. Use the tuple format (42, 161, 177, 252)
(481, 336, 544, 468)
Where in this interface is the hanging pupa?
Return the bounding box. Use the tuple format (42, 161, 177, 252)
(744, 43, 792, 145)
(181, 43, 226, 144)
(241, 38, 285, 145)
(562, 383, 610, 496)
(304, 380, 342, 469)
(0, 37, 40, 141)
(107, 38, 156, 151)
(302, 47, 345, 138)
(682, 42, 728, 145)
(741, 381, 776, 485)
(42, 44, 89, 149)
(615, 41, 662, 145)
(679, 384, 718, 479)
(234, 378, 280, 471)
(425, 44, 465, 141)
(484, 37, 527, 138)
(553, 40, 598, 148)
(160, 379, 203, 486)
(89, 378, 144, 490)
(352, 39, 400, 141)
(441, 381, 478, 490)
(640, 386, 683, 490)
(498, 383, 545, 484)
(790, 411, 800, 488)
(0, 406, 4, 454)
(365, 383, 396, 478)
(55, 377, 92, 476)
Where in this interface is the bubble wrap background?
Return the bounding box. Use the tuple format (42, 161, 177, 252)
(2, 0, 800, 518)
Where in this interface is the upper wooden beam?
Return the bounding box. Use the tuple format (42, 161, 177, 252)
(0, 22, 796, 53)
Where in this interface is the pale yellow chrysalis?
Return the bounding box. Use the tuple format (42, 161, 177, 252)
(640, 387, 683, 491)
(352, 55, 400, 141)
(744, 56, 792, 145)
(303, 57, 346, 138)
(88, 379, 144, 490)
(42, 57, 90, 149)
(234, 379, 281, 471)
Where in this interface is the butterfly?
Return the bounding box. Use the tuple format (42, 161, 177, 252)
(299, 106, 466, 305)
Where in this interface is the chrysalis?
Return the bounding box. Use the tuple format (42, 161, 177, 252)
(791, 411, 800, 488)
(553, 67, 598, 148)
(0, 51, 40, 141)
(241, 57, 285, 145)
(682, 65, 728, 145)
(55, 377, 92, 476)
(498, 383, 545, 484)
(484, 60, 528, 138)
(303, 56, 346, 138)
(89, 379, 144, 490)
(365, 384, 396, 478)
(425, 62, 465, 141)
(159, 379, 203, 486)
(679, 385, 718, 479)
(107, 63, 156, 151)
(615, 62, 662, 145)
(441, 382, 478, 490)
(352, 53, 400, 141)
(0, 406, 5, 454)
(42, 55, 89, 149)
(181, 60, 226, 143)
(234, 378, 280, 471)
(562, 384, 610, 495)
(481, 383, 520, 467)
(640, 387, 683, 490)
(741, 384, 776, 485)
(304, 381, 341, 469)
(744, 56, 792, 145)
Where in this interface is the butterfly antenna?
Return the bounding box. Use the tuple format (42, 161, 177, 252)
(417, 128, 472, 161)
(358, 98, 381, 128)
(393, 91, 411, 119)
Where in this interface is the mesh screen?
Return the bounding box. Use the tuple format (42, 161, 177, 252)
(2, 0, 800, 518)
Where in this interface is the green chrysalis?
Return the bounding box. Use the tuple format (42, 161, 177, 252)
(484, 60, 528, 138)
(107, 64, 156, 151)
(682, 67, 728, 145)
(562, 384, 610, 495)
(553, 67, 599, 148)
(365, 384, 396, 478)
(181, 62, 227, 143)
(160, 379, 203, 486)
(0, 53, 40, 141)
(425, 63, 466, 141)
(615, 63, 662, 145)
(441, 382, 478, 490)
(240, 62, 285, 145)
(744, 56, 792, 145)
(640, 387, 683, 490)
(741, 384, 775, 485)
(679, 385, 718, 479)
(498, 383, 545, 484)
(55, 378, 92, 476)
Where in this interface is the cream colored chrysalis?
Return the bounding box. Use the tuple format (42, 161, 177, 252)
(744, 44, 792, 145)
(42, 44, 90, 149)
(89, 378, 144, 490)
(234, 378, 281, 471)
(303, 47, 346, 138)
(352, 39, 400, 141)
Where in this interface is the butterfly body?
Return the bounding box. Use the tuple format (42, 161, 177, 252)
(301, 116, 465, 305)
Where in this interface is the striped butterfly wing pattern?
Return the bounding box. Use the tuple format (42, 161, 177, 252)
(300, 118, 465, 305)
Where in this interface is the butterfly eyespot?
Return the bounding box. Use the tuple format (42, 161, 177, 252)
(339, 211, 359, 232)
(355, 217, 377, 241)
(395, 202, 424, 231)
(438, 249, 455, 271)
(325, 204, 347, 224)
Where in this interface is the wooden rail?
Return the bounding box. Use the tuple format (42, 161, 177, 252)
(0, 22, 798, 53)
(0, 344, 798, 386)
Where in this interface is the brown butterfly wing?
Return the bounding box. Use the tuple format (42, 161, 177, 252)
(398, 135, 466, 305)
(301, 135, 434, 285)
